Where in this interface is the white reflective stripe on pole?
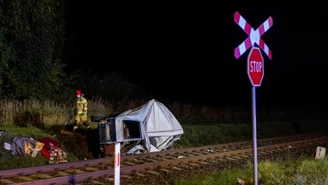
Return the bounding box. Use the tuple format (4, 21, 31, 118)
(252, 86, 258, 185)
(114, 142, 120, 185)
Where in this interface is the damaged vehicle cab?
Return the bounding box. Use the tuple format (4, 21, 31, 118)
(91, 99, 184, 156)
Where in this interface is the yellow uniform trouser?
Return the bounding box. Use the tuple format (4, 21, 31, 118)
(75, 114, 89, 126)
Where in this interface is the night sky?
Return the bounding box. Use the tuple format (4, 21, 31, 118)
(63, 1, 327, 108)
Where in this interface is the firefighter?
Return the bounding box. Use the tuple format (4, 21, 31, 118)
(73, 89, 90, 131)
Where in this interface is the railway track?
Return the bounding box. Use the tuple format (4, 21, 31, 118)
(0, 133, 326, 185)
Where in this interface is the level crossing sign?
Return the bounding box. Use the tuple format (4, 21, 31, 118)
(234, 11, 273, 60)
(247, 47, 264, 86)
(233, 11, 273, 185)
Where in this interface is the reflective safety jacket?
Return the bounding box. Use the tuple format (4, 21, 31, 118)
(76, 97, 87, 115)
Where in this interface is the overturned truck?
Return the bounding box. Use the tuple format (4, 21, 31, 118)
(91, 99, 184, 156)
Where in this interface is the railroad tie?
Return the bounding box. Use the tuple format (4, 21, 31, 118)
(133, 158, 142, 163)
(147, 170, 160, 175)
(30, 173, 52, 179)
(240, 155, 250, 158)
(172, 167, 182, 171)
(0, 179, 15, 184)
(105, 177, 114, 181)
(150, 157, 160, 161)
(99, 164, 111, 169)
(206, 160, 216, 164)
(191, 152, 203, 156)
(180, 164, 190, 168)
(65, 169, 85, 174)
(160, 169, 171, 173)
(145, 158, 157, 162)
(216, 158, 225, 162)
(134, 172, 146, 177)
(15, 176, 34, 181)
(55, 171, 69, 177)
(189, 163, 200, 167)
(121, 174, 132, 179)
(84, 167, 99, 172)
(89, 180, 105, 184)
(165, 156, 177, 160)
(258, 151, 268, 156)
(231, 156, 241, 160)
(123, 161, 136, 165)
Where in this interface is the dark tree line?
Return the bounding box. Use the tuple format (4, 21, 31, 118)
(0, 0, 147, 102)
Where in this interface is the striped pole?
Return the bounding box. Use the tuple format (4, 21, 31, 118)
(114, 142, 120, 185)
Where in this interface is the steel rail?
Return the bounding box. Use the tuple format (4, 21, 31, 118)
(4, 135, 326, 185)
(0, 132, 323, 179)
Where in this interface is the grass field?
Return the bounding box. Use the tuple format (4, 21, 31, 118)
(173, 157, 328, 185)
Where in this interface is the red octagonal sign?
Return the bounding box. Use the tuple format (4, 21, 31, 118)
(247, 47, 264, 87)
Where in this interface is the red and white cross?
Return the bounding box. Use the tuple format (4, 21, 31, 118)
(234, 11, 273, 59)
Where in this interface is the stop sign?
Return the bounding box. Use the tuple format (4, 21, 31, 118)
(247, 47, 264, 86)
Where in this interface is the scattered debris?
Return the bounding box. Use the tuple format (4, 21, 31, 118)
(237, 178, 245, 185)
(207, 148, 213, 153)
(60, 129, 75, 136)
(0, 130, 7, 136)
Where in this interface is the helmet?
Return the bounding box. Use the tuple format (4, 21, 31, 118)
(76, 89, 82, 95)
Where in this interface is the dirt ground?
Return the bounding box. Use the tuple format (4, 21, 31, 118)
(58, 125, 101, 160)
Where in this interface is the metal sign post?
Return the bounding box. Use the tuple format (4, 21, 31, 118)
(248, 46, 264, 185)
(234, 11, 273, 185)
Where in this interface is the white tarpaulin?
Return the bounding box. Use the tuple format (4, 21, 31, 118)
(115, 99, 183, 152)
